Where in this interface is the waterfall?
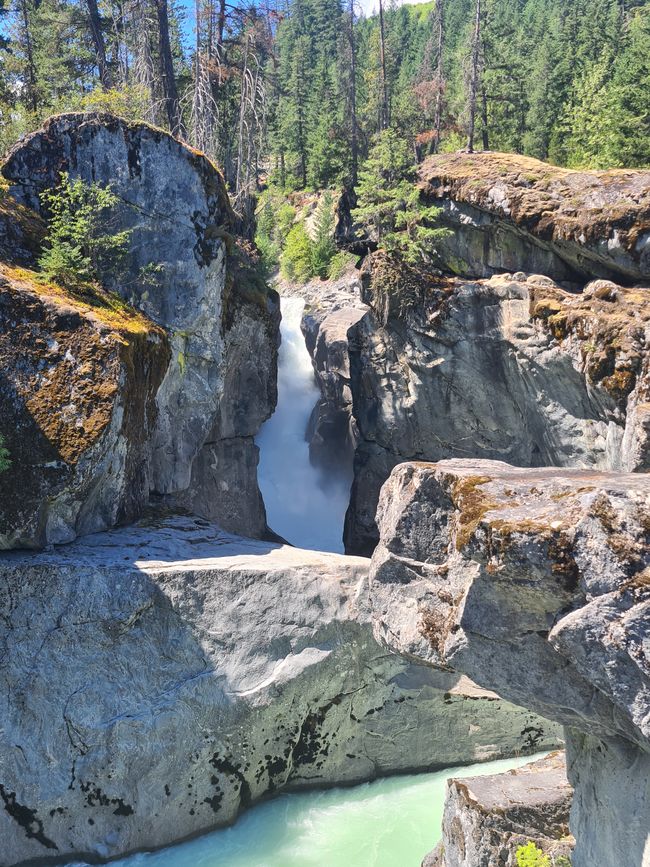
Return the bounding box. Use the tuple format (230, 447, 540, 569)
(256, 296, 352, 553)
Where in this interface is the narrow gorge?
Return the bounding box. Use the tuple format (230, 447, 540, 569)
(0, 112, 648, 867)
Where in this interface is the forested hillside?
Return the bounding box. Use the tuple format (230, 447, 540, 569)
(1, 0, 649, 205)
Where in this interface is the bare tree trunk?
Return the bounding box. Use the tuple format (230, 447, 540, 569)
(481, 84, 489, 150)
(349, 0, 358, 184)
(154, 0, 183, 136)
(111, 0, 130, 86)
(433, 0, 444, 152)
(235, 34, 250, 199)
(19, 0, 38, 112)
(466, 0, 482, 153)
(216, 0, 226, 51)
(378, 0, 389, 130)
(86, 0, 113, 88)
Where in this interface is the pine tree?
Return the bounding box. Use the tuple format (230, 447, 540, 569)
(0, 434, 10, 473)
(353, 128, 447, 264)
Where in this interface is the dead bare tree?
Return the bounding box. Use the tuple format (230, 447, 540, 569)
(433, 0, 444, 152)
(129, 0, 159, 123)
(85, 0, 113, 88)
(378, 0, 389, 130)
(466, 0, 482, 152)
(234, 33, 266, 219)
(188, 0, 221, 154)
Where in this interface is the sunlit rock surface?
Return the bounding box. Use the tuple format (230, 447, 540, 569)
(0, 515, 560, 865)
(425, 751, 574, 867)
(420, 151, 650, 284)
(0, 113, 279, 547)
(345, 254, 650, 554)
(0, 267, 170, 550)
(369, 459, 650, 867)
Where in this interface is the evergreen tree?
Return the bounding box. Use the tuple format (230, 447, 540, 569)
(0, 434, 10, 473)
(353, 128, 447, 264)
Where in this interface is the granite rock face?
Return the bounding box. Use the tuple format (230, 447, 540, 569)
(345, 254, 650, 554)
(0, 113, 279, 546)
(420, 152, 650, 284)
(426, 752, 574, 867)
(0, 267, 169, 549)
(0, 516, 560, 865)
(369, 459, 650, 867)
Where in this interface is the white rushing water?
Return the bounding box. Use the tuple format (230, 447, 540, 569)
(71, 754, 541, 867)
(256, 296, 352, 553)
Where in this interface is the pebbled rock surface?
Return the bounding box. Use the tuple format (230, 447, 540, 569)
(345, 253, 650, 554)
(0, 113, 279, 546)
(0, 515, 560, 865)
(0, 266, 169, 549)
(420, 151, 650, 284)
(425, 751, 574, 867)
(369, 459, 650, 867)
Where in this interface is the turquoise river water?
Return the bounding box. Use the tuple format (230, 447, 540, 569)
(74, 754, 540, 867)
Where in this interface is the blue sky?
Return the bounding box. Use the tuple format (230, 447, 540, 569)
(176, 0, 424, 43)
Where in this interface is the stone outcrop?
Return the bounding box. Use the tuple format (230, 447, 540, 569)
(0, 113, 279, 547)
(420, 152, 650, 284)
(0, 516, 560, 865)
(369, 459, 650, 867)
(0, 265, 170, 549)
(344, 254, 650, 554)
(425, 752, 574, 867)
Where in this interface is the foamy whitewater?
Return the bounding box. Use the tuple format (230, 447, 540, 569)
(256, 296, 352, 553)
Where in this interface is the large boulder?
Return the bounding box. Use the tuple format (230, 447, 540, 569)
(369, 459, 650, 867)
(420, 151, 650, 284)
(425, 752, 574, 867)
(345, 254, 650, 554)
(0, 114, 279, 547)
(0, 266, 169, 549)
(0, 515, 560, 865)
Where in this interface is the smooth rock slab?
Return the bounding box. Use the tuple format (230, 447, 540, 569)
(0, 516, 560, 865)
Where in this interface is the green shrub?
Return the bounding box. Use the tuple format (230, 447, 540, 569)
(255, 189, 297, 274)
(516, 842, 551, 867)
(280, 223, 314, 283)
(38, 173, 131, 287)
(0, 434, 10, 473)
(327, 250, 356, 280)
(310, 191, 336, 278)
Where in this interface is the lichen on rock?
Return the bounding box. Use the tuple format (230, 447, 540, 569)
(369, 458, 650, 867)
(344, 255, 650, 555)
(0, 112, 280, 547)
(419, 151, 650, 284)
